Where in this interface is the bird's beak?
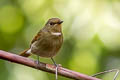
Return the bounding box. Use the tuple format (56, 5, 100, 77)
(58, 20, 63, 24)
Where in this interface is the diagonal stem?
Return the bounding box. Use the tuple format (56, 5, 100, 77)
(0, 50, 101, 80)
(92, 69, 120, 80)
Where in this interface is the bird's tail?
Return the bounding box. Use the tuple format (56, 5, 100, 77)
(19, 49, 31, 57)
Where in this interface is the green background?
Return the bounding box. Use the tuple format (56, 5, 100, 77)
(0, 0, 120, 80)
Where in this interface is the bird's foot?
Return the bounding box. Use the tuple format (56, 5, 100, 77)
(35, 60, 40, 69)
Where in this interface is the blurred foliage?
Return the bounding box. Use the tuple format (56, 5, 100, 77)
(0, 0, 120, 80)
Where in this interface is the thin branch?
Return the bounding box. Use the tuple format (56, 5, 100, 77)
(0, 50, 101, 80)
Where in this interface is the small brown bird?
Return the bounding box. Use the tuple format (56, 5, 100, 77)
(20, 18, 63, 80)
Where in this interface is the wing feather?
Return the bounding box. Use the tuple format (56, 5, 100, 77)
(31, 30, 42, 44)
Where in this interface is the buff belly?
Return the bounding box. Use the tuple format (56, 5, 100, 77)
(30, 36, 62, 58)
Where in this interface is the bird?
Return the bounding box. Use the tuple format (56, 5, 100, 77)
(20, 18, 63, 80)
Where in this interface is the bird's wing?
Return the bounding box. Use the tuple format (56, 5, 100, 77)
(31, 30, 42, 44)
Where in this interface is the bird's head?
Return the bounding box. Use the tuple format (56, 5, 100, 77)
(44, 18, 63, 32)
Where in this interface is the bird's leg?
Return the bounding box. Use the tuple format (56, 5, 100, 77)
(37, 55, 40, 64)
(35, 55, 40, 69)
(91, 69, 120, 80)
(51, 57, 58, 80)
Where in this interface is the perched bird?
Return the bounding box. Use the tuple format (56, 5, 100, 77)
(20, 18, 63, 80)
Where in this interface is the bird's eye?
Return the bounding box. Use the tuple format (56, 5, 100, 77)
(49, 22, 55, 25)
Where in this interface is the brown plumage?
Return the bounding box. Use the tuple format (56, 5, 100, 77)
(20, 18, 63, 58)
(20, 49, 31, 57)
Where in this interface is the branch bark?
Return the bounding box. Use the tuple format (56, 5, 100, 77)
(0, 50, 101, 80)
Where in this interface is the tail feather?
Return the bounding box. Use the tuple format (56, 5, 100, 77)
(20, 49, 31, 57)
